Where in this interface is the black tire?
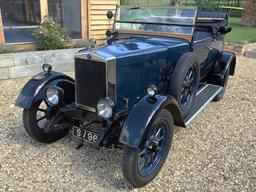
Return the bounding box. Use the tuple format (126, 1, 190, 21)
(213, 66, 230, 102)
(23, 100, 69, 143)
(169, 53, 200, 118)
(122, 109, 174, 188)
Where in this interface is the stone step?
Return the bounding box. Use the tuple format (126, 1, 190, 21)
(9, 61, 74, 79)
(244, 51, 256, 59)
(0, 67, 9, 80)
(0, 54, 14, 68)
(0, 48, 80, 80)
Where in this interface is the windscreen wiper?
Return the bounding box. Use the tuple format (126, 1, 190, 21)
(127, 6, 140, 10)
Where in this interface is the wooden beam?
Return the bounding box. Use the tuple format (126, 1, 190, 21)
(0, 9, 5, 44)
(91, 4, 117, 10)
(2, 39, 83, 52)
(39, 0, 49, 22)
(88, 0, 92, 38)
(81, 0, 88, 39)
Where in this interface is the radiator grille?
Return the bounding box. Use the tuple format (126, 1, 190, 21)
(75, 58, 106, 110)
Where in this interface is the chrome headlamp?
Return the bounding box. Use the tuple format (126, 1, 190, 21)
(46, 88, 60, 106)
(96, 97, 115, 120)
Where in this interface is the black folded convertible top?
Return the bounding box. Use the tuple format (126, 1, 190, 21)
(196, 11, 229, 37)
(198, 11, 228, 20)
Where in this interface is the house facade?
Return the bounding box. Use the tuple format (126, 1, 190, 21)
(0, 0, 118, 48)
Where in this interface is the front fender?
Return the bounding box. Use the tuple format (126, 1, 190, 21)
(119, 95, 184, 148)
(15, 71, 74, 109)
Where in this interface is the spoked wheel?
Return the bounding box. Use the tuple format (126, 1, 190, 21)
(180, 66, 197, 111)
(169, 53, 199, 118)
(122, 109, 174, 188)
(138, 120, 167, 177)
(23, 99, 69, 143)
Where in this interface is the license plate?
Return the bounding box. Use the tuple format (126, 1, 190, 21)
(73, 126, 98, 143)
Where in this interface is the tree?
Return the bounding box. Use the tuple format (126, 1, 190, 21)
(240, 0, 256, 27)
(170, 0, 180, 6)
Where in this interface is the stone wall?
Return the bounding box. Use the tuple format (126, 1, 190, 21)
(224, 43, 243, 56)
(0, 48, 81, 80)
(224, 42, 256, 58)
(243, 43, 256, 59)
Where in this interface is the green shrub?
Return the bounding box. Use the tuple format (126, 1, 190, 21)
(33, 18, 71, 50)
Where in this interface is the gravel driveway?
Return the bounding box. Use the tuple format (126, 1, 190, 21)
(0, 57, 255, 192)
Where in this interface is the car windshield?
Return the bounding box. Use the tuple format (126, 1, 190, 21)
(114, 6, 198, 41)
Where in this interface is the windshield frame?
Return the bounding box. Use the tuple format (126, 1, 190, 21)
(113, 6, 198, 42)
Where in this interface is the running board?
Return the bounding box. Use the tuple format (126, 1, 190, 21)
(184, 84, 223, 126)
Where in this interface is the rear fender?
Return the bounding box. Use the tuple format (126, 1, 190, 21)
(15, 71, 75, 109)
(221, 51, 236, 76)
(119, 94, 184, 148)
(210, 51, 236, 85)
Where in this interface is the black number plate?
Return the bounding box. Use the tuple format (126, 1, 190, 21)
(73, 126, 98, 143)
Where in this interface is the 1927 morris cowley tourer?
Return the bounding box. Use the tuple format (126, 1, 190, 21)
(16, 6, 236, 188)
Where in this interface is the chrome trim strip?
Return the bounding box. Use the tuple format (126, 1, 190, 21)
(76, 103, 97, 113)
(75, 52, 116, 65)
(196, 84, 209, 96)
(185, 85, 223, 126)
(167, 43, 188, 48)
(75, 53, 106, 63)
(105, 59, 108, 97)
(74, 51, 117, 110)
(106, 57, 117, 102)
(193, 37, 212, 44)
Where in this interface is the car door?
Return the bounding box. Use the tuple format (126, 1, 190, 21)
(192, 31, 214, 80)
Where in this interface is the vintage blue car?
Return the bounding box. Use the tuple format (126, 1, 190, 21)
(16, 6, 236, 188)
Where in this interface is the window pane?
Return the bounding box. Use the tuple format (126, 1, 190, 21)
(48, 0, 81, 39)
(1, 0, 41, 43)
(116, 7, 196, 35)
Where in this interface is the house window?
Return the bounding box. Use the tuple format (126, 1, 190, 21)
(1, 0, 41, 43)
(48, 0, 82, 39)
(0, 0, 85, 44)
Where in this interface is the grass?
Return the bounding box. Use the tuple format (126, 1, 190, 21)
(226, 17, 256, 44)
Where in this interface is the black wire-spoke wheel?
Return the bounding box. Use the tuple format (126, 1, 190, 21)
(122, 109, 174, 188)
(23, 99, 69, 143)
